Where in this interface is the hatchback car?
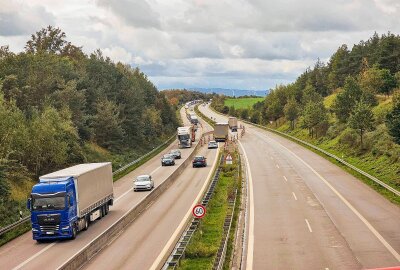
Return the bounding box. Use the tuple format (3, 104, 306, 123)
(170, 149, 182, 159)
(193, 156, 207, 167)
(208, 140, 218, 149)
(134, 175, 154, 191)
(161, 154, 175, 166)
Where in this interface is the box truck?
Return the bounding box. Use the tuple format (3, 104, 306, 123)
(214, 123, 229, 142)
(177, 126, 195, 148)
(228, 117, 238, 132)
(27, 163, 113, 241)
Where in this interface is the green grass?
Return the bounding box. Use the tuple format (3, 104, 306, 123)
(195, 105, 215, 127)
(179, 152, 239, 269)
(224, 97, 264, 109)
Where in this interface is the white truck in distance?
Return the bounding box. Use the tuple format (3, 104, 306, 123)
(177, 126, 194, 148)
(214, 122, 229, 142)
(228, 117, 238, 132)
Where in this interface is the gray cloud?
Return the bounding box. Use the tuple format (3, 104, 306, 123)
(96, 0, 160, 29)
(0, 2, 55, 36)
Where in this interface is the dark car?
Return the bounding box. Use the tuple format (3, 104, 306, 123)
(193, 156, 207, 168)
(170, 149, 182, 159)
(161, 154, 175, 166)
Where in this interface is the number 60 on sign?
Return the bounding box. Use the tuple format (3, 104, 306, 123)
(192, 204, 206, 218)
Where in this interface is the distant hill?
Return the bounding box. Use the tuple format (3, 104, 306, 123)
(188, 88, 269, 97)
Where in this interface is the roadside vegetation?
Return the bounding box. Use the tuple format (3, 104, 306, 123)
(179, 149, 240, 270)
(212, 32, 400, 203)
(0, 26, 179, 230)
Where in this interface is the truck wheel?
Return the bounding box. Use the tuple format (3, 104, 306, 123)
(71, 226, 77, 239)
(105, 203, 109, 215)
(83, 217, 89, 231)
(99, 206, 103, 219)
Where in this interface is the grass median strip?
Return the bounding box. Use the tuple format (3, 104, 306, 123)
(178, 147, 240, 270)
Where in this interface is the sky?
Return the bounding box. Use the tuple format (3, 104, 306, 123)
(1, 0, 400, 90)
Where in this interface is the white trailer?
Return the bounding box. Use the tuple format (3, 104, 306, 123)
(214, 122, 229, 142)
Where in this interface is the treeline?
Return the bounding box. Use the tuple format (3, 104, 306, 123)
(0, 26, 178, 221)
(163, 89, 214, 107)
(213, 32, 400, 159)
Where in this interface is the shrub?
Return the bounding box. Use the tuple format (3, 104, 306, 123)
(338, 128, 359, 147)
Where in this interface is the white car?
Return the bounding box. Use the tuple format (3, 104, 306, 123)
(208, 140, 218, 149)
(134, 175, 154, 191)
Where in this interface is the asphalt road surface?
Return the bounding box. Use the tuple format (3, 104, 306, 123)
(199, 104, 400, 270)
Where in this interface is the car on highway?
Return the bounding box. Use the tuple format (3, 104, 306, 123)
(208, 140, 218, 149)
(134, 175, 154, 191)
(193, 156, 207, 168)
(161, 154, 175, 166)
(170, 149, 182, 159)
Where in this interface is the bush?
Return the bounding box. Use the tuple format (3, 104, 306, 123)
(338, 128, 359, 147)
(326, 122, 346, 139)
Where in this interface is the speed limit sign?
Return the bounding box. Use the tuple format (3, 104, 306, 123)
(192, 204, 206, 218)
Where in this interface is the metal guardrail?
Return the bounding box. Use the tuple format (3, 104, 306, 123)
(0, 134, 177, 237)
(213, 189, 237, 270)
(163, 154, 225, 269)
(208, 105, 400, 197)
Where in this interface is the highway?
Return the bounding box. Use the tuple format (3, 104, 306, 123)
(0, 106, 213, 270)
(198, 104, 400, 269)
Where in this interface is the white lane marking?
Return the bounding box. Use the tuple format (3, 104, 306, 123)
(305, 219, 313, 233)
(325, 268, 329, 270)
(114, 165, 162, 203)
(238, 140, 254, 270)
(262, 132, 400, 262)
(149, 145, 220, 270)
(276, 164, 280, 169)
(292, 192, 298, 201)
(12, 243, 57, 270)
(283, 176, 288, 182)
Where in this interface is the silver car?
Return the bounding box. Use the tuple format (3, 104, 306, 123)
(208, 140, 218, 149)
(134, 175, 154, 191)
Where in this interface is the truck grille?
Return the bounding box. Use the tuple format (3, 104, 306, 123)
(40, 225, 60, 232)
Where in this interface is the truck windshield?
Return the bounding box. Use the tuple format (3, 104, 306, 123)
(178, 134, 189, 140)
(32, 196, 66, 211)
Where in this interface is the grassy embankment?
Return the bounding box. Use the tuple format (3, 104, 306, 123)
(224, 97, 264, 109)
(178, 148, 241, 270)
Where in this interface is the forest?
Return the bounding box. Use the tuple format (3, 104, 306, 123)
(0, 26, 179, 226)
(213, 32, 400, 196)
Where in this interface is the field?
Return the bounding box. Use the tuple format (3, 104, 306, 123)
(224, 97, 264, 109)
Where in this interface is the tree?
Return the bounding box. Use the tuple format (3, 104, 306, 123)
(380, 69, 397, 96)
(386, 102, 400, 145)
(284, 98, 299, 129)
(328, 44, 350, 89)
(92, 99, 125, 149)
(0, 160, 11, 202)
(348, 101, 375, 148)
(302, 101, 328, 138)
(333, 76, 363, 122)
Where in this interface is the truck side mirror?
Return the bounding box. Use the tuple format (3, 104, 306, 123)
(27, 198, 31, 210)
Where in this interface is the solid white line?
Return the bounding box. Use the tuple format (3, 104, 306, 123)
(149, 145, 220, 270)
(305, 219, 313, 233)
(283, 176, 288, 182)
(263, 133, 400, 262)
(276, 164, 280, 169)
(292, 192, 298, 201)
(238, 140, 254, 270)
(12, 243, 57, 270)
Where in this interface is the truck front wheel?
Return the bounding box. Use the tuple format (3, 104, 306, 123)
(71, 226, 77, 239)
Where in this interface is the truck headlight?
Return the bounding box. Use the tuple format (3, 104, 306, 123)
(32, 228, 38, 232)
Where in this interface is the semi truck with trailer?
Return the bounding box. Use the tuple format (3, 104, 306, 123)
(214, 122, 229, 142)
(177, 126, 195, 148)
(27, 163, 113, 241)
(228, 117, 238, 132)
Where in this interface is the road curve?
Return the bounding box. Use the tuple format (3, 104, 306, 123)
(0, 107, 207, 270)
(199, 104, 400, 270)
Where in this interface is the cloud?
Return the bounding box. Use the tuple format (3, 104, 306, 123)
(0, 1, 55, 36)
(96, 0, 160, 29)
